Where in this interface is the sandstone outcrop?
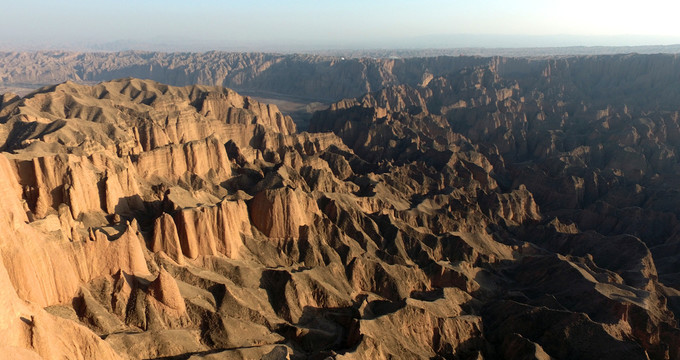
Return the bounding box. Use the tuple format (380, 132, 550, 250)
(249, 186, 319, 239)
(0, 255, 123, 360)
(151, 213, 184, 264)
(135, 135, 231, 183)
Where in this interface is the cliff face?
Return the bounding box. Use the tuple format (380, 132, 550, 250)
(0, 53, 680, 359)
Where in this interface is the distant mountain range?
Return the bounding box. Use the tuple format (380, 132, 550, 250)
(2, 33, 680, 55)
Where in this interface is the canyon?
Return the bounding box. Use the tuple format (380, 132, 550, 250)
(0, 52, 679, 359)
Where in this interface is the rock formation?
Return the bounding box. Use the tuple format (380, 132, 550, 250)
(0, 52, 680, 359)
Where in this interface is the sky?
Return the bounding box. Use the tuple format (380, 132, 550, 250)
(2, 0, 680, 51)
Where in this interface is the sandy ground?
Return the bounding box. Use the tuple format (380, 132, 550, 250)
(239, 93, 328, 130)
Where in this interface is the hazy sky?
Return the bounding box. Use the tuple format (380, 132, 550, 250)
(3, 0, 680, 50)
